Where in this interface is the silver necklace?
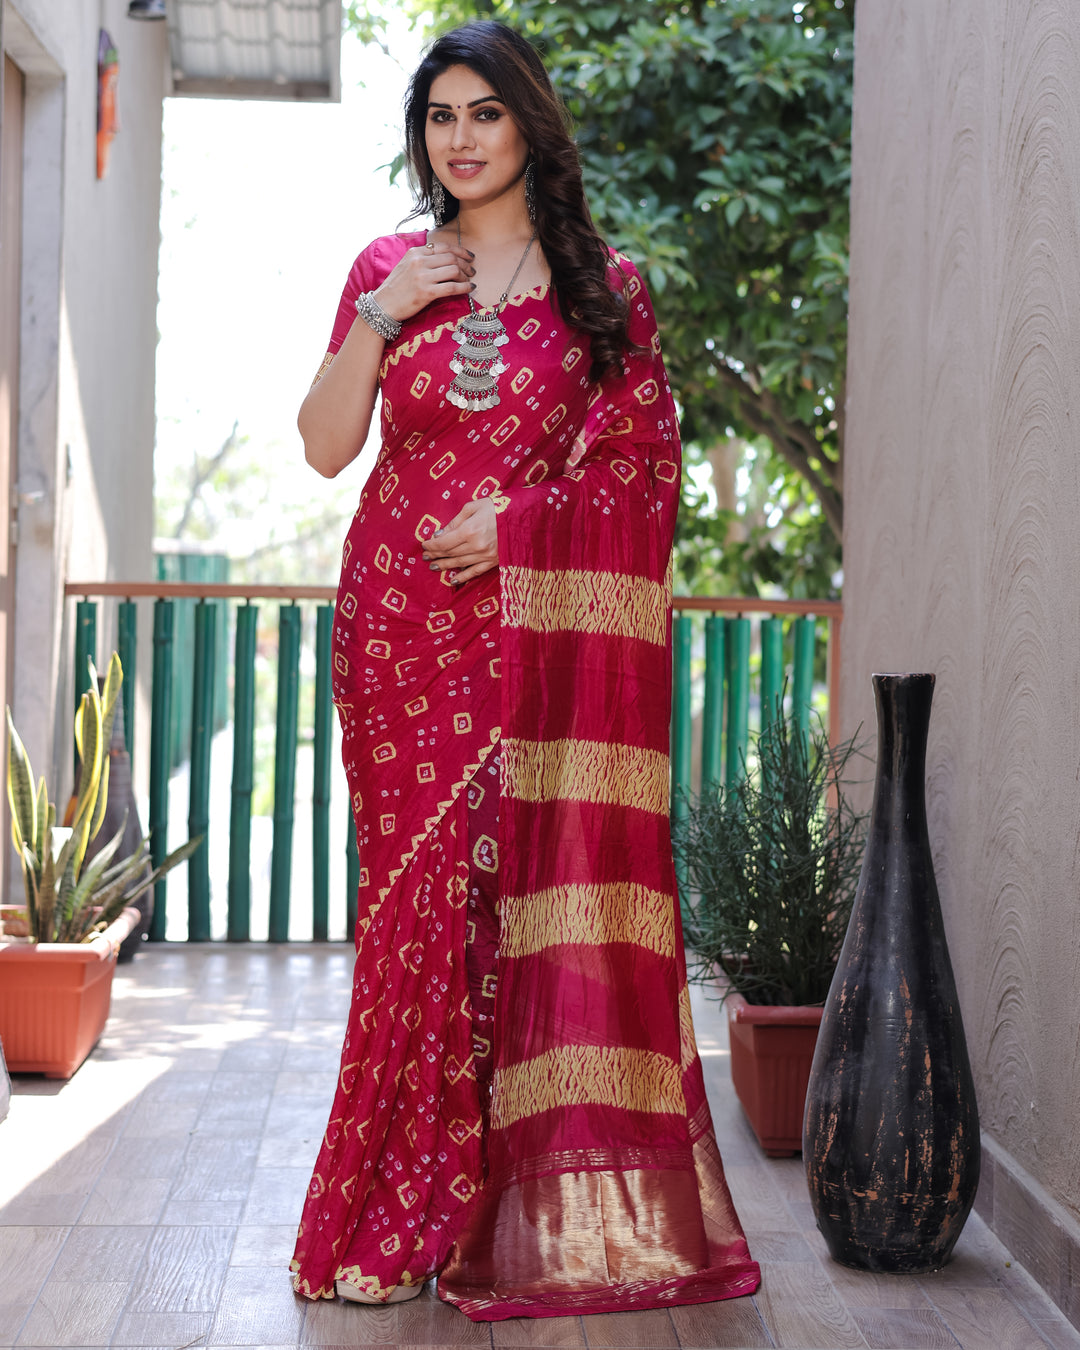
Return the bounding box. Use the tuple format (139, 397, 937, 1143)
(447, 220, 538, 412)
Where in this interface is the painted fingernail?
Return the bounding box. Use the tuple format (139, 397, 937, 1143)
(429, 563, 439, 571)
(467, 250, 476, 259)
(434, 529, 443, 536)
(470, 283, 477, 291)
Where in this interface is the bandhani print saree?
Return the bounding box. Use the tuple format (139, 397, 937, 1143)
(291, 233, 760, 1319)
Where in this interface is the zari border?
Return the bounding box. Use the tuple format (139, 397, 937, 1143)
(501, 736, 669, 814)
(500, 881, 676, 959)
(501, 565, 667, 646)
(491, 1044, 685, 1130)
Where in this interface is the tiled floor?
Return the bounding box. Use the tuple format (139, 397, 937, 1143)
(2, 944, 1078, 1350)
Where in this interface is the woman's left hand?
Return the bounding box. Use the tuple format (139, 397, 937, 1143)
(422, 498, 499, 584)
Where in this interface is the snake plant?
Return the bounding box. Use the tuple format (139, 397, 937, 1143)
(6, 652, 201, 944)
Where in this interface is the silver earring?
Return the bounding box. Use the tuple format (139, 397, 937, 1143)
(432, 178, 446, 226)
(525, 162, 537, 223)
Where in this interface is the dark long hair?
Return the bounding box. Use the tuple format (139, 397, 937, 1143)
(403, 21, 632, 380)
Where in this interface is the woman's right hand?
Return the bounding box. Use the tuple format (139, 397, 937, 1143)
(300, 238, 475, 479)
(375, 240, 476, 323)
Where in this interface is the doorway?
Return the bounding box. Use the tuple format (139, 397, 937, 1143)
(1, 53, 25, 899)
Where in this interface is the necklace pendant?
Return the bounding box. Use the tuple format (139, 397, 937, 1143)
(448, 305, 509, 411)
(446, 226, 537, 415)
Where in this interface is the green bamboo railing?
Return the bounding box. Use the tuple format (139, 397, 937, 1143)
(187, 601, 215, 942)
(312, 606, 334, 943)
(667, 597, 843, 808)
(269, 604, 301, 943)
(228, 603, 257, 943)
(148, 599, 173, 942)
(117, 600, 137, 759)
(64, 582, 841, 943)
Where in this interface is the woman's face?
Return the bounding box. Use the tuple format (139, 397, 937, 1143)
(425, 64, 530, 213)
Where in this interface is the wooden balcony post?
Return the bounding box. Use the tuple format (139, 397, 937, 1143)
(671, 610, 693, 819)
(725, 617, 751, 786)
(701, 613, 726, 790)
(149, 598, 174, 942)
(228, 603, 257, 943)
(117, 600, 137, 760)
(312, 605, 333, 943)
(269, 604, 301, 943)
(792, 614, 816, 751)
(188, 600, 216, 942)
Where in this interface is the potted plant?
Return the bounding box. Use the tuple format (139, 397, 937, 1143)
(0, 1037, 9, 1122)
(0, 653, 199, 1078)
(673, 698, 868, 1156)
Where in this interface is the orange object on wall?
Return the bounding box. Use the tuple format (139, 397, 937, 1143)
(97, 29, 119, 180)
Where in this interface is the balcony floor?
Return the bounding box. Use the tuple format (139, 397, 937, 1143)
(2, 944, 1078, 1350)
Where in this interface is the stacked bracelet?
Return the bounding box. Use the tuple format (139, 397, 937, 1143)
(354, 291, 402, 343)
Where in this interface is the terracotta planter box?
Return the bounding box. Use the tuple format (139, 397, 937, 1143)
(726, 994, 823, 1157)
(0, 908, 139, 1079)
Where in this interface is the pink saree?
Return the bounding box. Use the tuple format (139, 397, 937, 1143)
(291, 233, 760, 1318)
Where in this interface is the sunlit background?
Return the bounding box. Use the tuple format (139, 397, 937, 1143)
(154, 12, 423, 584)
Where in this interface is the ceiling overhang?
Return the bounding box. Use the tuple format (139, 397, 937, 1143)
(167, 0, 341, 103)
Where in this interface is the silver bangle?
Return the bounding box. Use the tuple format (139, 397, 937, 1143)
(354, 291, 402, 343)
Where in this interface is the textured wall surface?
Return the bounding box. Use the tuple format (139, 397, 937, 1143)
(4, 1, 165, 792)
(843, 0, 1080, 1224)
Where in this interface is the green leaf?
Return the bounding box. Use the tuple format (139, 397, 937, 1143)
(18, 842, 40, 939)
(35, 843, 56, 943)
(33, 777, 48, 869)
(758, 199, 781, 226)
(66, 815, 129, 921)
(6, 707, 35, 856)
(100, 652, 122, 744)
(67, 689, 103, 880)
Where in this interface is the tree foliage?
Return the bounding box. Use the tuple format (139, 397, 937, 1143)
(155, 421, 359, 587)
(348, 0, 853, 595)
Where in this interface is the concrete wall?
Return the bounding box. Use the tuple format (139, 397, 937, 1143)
(844, 0, 1080, 1322)
(2, 1, 166, 796)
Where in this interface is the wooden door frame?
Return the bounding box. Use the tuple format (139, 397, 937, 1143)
(0, 51, 24, 906)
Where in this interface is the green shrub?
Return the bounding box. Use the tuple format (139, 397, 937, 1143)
(674, 701, 869, 1006)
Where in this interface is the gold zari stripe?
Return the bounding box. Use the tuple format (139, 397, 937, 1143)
(678, 982, 697, 1071)
(501, 565, 667, 647)
(310, 351, 335, 388)
(491, 1045, 685, 1130)
(502, 737, 669, 815)
(501, 882, 676, 959)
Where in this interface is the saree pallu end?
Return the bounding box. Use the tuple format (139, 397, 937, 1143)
(437, 1131, 761, 1319)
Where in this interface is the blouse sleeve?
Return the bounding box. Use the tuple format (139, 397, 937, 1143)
(326, 239, 383, 354)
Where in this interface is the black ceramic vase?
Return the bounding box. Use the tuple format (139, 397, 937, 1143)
(803, 672, 980, 1272)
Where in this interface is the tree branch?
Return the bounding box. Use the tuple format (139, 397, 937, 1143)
(714, 364, 843, 540)
(174, 421, 243, 539)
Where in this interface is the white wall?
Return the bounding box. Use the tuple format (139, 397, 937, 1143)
(3, 1, 166, 800)
(843, 0, 1080, 1323)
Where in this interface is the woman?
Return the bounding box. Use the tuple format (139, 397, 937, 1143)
(291, 20, 760, 1321)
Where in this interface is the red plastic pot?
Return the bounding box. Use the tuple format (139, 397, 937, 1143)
(0, 908, 139, 1078)
(727, 993, 823, 1157)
